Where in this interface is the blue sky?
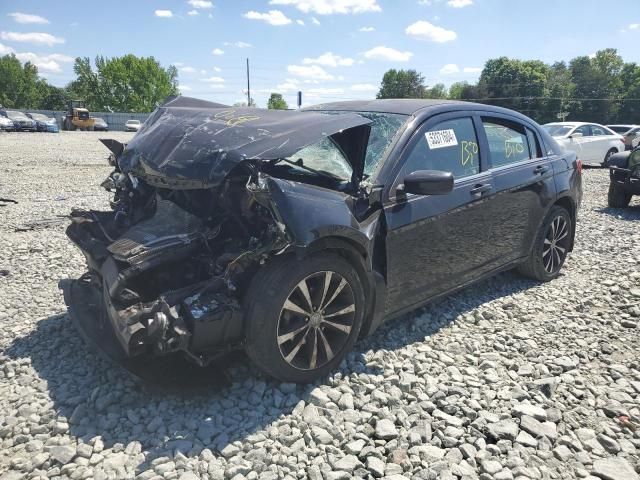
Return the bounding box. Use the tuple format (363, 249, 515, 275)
(1, 0, 640, 108)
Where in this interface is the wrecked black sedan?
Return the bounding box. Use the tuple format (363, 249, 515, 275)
(65, 96, 582, 383)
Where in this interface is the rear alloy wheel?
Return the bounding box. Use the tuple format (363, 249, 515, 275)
(603, 148, 617, 166)
(518, 206, 572, 281)
(244, 252, 364, 382)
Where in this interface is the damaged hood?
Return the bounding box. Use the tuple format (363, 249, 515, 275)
(117, 96, 372, 188)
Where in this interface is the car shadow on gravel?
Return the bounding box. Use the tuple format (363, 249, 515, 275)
(2, 269, 537, 471)
(595, 205, 640, 220)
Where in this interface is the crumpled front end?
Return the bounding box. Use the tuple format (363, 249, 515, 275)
(64, 150, 291, 367)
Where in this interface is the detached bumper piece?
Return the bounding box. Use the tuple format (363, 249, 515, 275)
(64, 199, 245, 374)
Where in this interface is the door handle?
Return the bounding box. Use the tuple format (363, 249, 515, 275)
(470, 183, 492, 196)
(533, 165, 549, 175)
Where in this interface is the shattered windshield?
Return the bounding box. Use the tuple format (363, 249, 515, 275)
(314, 111, 408, 177)
(284, 137, 352, 181)
(360, 112, 409, 176)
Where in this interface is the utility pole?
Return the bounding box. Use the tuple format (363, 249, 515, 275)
(246, 58, 251, 107)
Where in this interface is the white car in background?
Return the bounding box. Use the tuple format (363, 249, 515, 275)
(124, 119, 141, 132)
(543, 122, 625, 166)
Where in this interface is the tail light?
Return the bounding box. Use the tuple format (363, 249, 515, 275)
(576, 158, 582, 174)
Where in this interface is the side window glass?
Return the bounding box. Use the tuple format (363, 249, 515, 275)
(482, 117, 533, 167)
(526, 128, 542, 158)
(402, 117, 480, 179)
(574, 125, 590, 137)
(591, 126, 606, 136)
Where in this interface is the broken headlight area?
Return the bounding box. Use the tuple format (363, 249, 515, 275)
(66, 164, 290, 366)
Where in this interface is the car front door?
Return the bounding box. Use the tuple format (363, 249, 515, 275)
(479, 115, 556, 263)
(383, 113, 500, 315)
(568, 124, 593, 162)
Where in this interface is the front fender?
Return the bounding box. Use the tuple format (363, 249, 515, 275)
(263, 177, 380, 260)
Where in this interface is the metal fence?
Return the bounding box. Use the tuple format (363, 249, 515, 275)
(18, 109, 150, 132)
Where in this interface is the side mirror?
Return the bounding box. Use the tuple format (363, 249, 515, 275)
(569, 132, 583, 139)
(402, 170, 454, 196)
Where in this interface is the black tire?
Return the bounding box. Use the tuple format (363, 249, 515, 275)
(608, 182, 631, 208)
(603, 148, 617, 166)
(244, 252, 365, 383)
(518, 206, 572, 282)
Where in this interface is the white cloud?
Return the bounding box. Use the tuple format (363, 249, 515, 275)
(243, 10, 292, 26)
(155, 10, 173, 18)
(200, 69, 207, 74)
(351, 83, 377, 92)
(212, 48, 224, 55)
(180, 66, 197, 73)
(312, 17, 321, 25)
(223, 41, 252, 48)
(287, 64, 335, 80)
(359, 26, 375, 32)
(14, 52, 73, 73)
(0, 43, 14, 54)
(447, 0, 472, 7)
(303, 52, 354, 67)
(363, 46, 413, 62)
(406, 20, 456, 43)
(418, 0, 432, 5)
(187, 10, 199, 16)
(306, 87, 345, 97)
(463, 66, 481, 73)
(187, 0, 213, 8)
(440, 63, 460, 74)
(201, 76, 225, 83)
(276, 80, 300, 92)
(269, 0, 381, 15)
(179, 85, 193, 92)
(213, 66, 222, 72)
(0, 31, 64, 46)
(297, 19, 305, 25)
(629, 23, 640, 30)
(8, 13, 49, 24)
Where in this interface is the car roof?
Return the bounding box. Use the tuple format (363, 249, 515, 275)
(303, 99, 531, 118)
(607, 124, 638, 128)
(544, 122, 586, 127)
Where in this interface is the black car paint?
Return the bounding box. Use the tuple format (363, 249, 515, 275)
(608, 150, 640, 196)
(66, 99, 581, 367)
(278, 102, 581, 335)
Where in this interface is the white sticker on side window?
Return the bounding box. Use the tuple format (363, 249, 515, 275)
(425, 129, 458, 149)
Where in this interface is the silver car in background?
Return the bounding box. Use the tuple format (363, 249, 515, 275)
(544, 122, 625, 166)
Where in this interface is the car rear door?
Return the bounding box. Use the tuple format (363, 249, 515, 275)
(383, 113, 500, 314)
(478, 115, 556, 263)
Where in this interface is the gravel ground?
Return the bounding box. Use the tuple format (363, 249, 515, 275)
(0, 132, 639, 480)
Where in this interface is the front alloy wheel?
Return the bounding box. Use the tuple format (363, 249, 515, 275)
(244, 252, 365, 382)
(278, 271, 356, 371)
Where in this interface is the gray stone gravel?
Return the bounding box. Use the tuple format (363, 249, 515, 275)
(0, 132, 639, 479)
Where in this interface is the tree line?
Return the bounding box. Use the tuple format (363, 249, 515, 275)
(0, 54, 179, 112)
(377, 48, 640, 125)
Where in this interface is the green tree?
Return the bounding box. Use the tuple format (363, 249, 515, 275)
(377, 69, 426, 99)
(424, 83, 447, 99)
(618, 62, 640, 123)
(0, 54, 40, 108)
(570, 49, 623, 123)
(478, 57, 550, 118)
(267, 93, 288, 109)
(72, 55, 179, 112)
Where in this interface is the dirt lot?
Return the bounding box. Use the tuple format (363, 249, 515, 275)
(0, 132, 639, 480)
